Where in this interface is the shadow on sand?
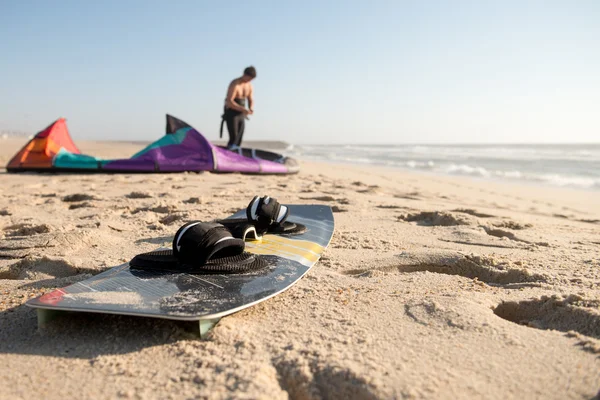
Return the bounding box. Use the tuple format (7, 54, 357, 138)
(0, 303, 199, 359)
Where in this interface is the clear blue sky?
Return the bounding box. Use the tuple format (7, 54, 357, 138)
(1, 0, 599, 144)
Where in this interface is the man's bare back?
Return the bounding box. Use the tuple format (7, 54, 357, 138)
(225, 78, 254, 115)
(221, 66, 256, 149)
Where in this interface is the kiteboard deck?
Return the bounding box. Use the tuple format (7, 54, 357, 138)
(26, 205, 334, 337)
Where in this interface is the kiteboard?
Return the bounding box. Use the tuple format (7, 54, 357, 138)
(213, 145, 299, 174)
(26, 205, 334, 337)
(217, 145, 289, 163)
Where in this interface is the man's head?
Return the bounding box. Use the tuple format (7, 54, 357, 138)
(242, 66, 257, 82)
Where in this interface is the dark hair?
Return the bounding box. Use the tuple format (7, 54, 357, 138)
(243, 66, 257, 78)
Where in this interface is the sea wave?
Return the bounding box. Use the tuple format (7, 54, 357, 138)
(439, 164, 600, 189)
(297, 144, 600, 162)
(534, 174, 600, 189)
(288, 143, 600, 190)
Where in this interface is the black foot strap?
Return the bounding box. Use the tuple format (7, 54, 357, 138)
(246, 196, 290, 231)
(217, 196, 306, 238)
(130, 221, 267, 273)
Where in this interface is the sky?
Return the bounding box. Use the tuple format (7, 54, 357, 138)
(1, 0, 599, 144)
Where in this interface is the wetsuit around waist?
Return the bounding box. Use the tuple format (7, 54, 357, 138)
(221, 98, 246, 148)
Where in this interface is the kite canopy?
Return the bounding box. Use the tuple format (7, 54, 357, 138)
(6, 118, 80, 170)
(6, 115, 298, 174)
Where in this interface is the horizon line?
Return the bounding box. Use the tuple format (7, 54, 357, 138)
(2, 135, 599, 147)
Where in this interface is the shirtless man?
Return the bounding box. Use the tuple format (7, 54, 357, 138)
(221, 66, 256, 149)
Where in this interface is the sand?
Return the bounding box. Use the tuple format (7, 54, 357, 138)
(0, 138, 599, 399)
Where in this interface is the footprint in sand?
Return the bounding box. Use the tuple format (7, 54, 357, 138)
(273, 352, 380, 400)
(0, 255, 97, 280)
(343, 249, 548, 286)
(494, 295, 600, 340)
(402, 297, 506, 334)
(438, 227, 524, 249)
(398, 211, 474, 226)
(481, 226, 549, 247)
(398, 210, 543, 247)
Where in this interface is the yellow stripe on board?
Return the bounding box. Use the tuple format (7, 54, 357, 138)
(264, 235, 325, 251)
(265, 235, 325, 255)
(245, 242, 321, 263)
(244, 235, 324, 263)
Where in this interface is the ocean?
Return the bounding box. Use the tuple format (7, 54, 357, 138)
(287, 143, 600, 190)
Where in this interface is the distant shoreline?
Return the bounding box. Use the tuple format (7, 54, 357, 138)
(3, 134, 598, 148)
(1, 136, 292, 151)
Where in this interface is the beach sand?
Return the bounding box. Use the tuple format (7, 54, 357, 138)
(1, 139, 599, 399)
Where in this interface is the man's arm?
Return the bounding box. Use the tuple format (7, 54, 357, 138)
(248, 85, 254, 112)
(225, 82, 248, 113)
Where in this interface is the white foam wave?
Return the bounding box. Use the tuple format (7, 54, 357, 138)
(535, 174, 600, 189)
(299, 144, 600, 162)
(445, 164, 491, 177)
(289, 144, 600, 190)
